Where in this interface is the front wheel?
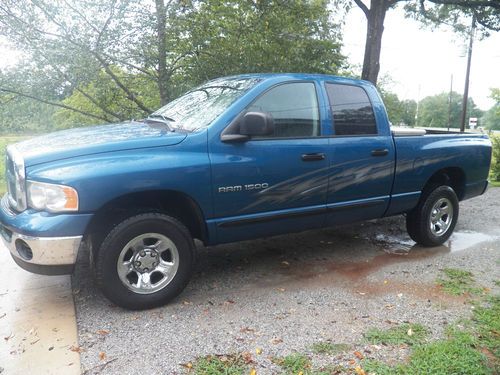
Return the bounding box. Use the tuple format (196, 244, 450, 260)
(406, 185, 459, 247)
(95, 213, 195, 309)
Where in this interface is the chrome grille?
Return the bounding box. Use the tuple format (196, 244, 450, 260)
(5, 145, 27, 212)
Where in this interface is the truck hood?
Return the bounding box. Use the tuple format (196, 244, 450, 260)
(15, 121, 188, 167)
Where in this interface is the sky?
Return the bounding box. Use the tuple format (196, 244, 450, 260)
(1, 6, 499, 110)
(342, 5, 500, 110)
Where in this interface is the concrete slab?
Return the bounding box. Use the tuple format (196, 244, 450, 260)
(0, 244, 80, 374)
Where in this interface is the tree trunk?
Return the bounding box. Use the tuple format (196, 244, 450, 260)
(155, 0, 169, 106)
(361, 0, 387, 85)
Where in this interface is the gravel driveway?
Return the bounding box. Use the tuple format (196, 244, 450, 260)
(73, 188, 500, 374)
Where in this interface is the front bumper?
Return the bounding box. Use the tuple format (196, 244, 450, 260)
(0, 225, 82, 275)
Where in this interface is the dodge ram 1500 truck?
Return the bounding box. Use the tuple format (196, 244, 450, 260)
(1, 74, 492, 309)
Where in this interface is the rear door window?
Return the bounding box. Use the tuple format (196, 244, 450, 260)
(325, 83, 377, 136)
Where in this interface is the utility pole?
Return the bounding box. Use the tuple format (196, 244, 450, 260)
(460, 15, 476, 132)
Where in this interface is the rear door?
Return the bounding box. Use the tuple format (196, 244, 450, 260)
(324, 82, 395, 226)
(209, 81, 330, 243)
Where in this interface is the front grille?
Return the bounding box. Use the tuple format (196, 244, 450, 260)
(5, 152, 17, 205)
(5, 145, 26, 212)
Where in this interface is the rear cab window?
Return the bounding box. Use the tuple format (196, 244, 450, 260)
(325, 83, 378, 136)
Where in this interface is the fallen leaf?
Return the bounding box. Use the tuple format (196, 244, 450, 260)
(348, 359, 356, 365)
(385, 304, 395, 310)
(224, 299, 235, 305)
(281, 261, 290, 267)
(407, 328, 413, 336)
(3, 333, 14, 341)
(397, 293, 403, 298)
(384, 280, 389, 285)
(269, 338, 283, 345)
(255, 347, 262, 355)
(276, 288, 286, 292)
(357, 292, 366, 295)
(240, 327, 255, 334)
(241, 351, 254, 364)
(249, 369, 257, 375)
(182, 300, 192, 305)
(354, 366, 366, 375)
(69, 345, 85, 353)
(180, 362, 193, 369)
(96, 329, 110, 336)
(354, 351, 364, 359)
(98, 351, 106, 361)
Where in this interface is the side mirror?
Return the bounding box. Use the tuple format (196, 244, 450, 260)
(240, 112, 274, 136)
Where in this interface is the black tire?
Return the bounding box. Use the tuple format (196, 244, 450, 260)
(95, 213, 195, 310)
(406, 185, 459, 247)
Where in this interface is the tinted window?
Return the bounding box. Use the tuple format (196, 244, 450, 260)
(248, 82, 320, 138)
(325, 83, 377, 135)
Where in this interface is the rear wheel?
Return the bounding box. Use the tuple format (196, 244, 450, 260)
(95, 213, 194, 309)
(406, 185, 459, 247)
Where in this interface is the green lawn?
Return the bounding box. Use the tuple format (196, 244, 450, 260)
(0, 135, 28, 195)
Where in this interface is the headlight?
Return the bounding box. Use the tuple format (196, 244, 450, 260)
(27, 181, 79, 212)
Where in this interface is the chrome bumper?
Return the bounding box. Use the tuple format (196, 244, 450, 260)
(1, 225, 82, 274)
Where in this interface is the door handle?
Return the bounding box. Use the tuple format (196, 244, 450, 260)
(301, 153, 325, 161)
(371, 149, 389, 157)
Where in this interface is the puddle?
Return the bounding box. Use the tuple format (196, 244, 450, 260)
(373, 231, 499, 256)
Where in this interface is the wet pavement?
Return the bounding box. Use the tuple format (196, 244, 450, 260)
(0, 245, 80, 374)
(73, 188, 500, 374)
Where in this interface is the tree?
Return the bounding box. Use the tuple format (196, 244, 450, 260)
(482, 88, 500, 130)
(0, 0, 347, 129)
(417, 91, 483, 129)
(379, 89, 417, 126)
(345, 0, 500, 84)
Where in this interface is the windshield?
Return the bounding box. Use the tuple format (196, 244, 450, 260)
(152, 77, 260, 132)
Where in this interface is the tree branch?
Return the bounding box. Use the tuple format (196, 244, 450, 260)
(0, 88, 112, 122)
(353, 0, 369, 17)
(426, 0, 500, 9)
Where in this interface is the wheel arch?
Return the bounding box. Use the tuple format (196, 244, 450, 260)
(423, 167, 466, 201)
(85, 189, 208, 251)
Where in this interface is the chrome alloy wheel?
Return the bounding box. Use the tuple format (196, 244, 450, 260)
(429, 197, 454, 236)
(117, 233, 179, 294)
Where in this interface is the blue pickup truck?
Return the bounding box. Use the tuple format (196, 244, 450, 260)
(1, 74, 492, 309)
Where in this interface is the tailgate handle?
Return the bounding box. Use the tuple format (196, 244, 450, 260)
(301, 153, 325, 161)
(371, 148, 389, 157)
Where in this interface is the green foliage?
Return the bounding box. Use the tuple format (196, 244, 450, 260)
(54, 67, 160, 128)
(186, 0, 345, 83)
(191, 354, 248, 375)
(483, 89, 500, 130)
(417, 91, 483, 129)
(0, 0, 347, 132)
(380, 89, 417, 126)
(364, 323, 429, 346)
(437, 268, 483, 296)
(489, 136, 500, 182)
(310, 342, 350, 355)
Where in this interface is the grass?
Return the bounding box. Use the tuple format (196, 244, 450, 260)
(364, 323, 429, 346)
(0, 135, 28, 194)
(273, 353, 346, 375)
(437, 268, 483, 296)
(362, 296, 500, 374)
(310, 342, 350, 355)
(189, 354, 249, 375)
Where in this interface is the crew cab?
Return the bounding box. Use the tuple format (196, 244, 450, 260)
(0, 74, 492, 309)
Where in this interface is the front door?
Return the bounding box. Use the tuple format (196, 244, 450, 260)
(209, 81, 330, 243)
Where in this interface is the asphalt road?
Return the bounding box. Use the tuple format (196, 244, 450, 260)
(73, 188, 500, 374)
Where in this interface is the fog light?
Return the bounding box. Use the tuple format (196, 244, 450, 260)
(15, 239, 33, 260)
